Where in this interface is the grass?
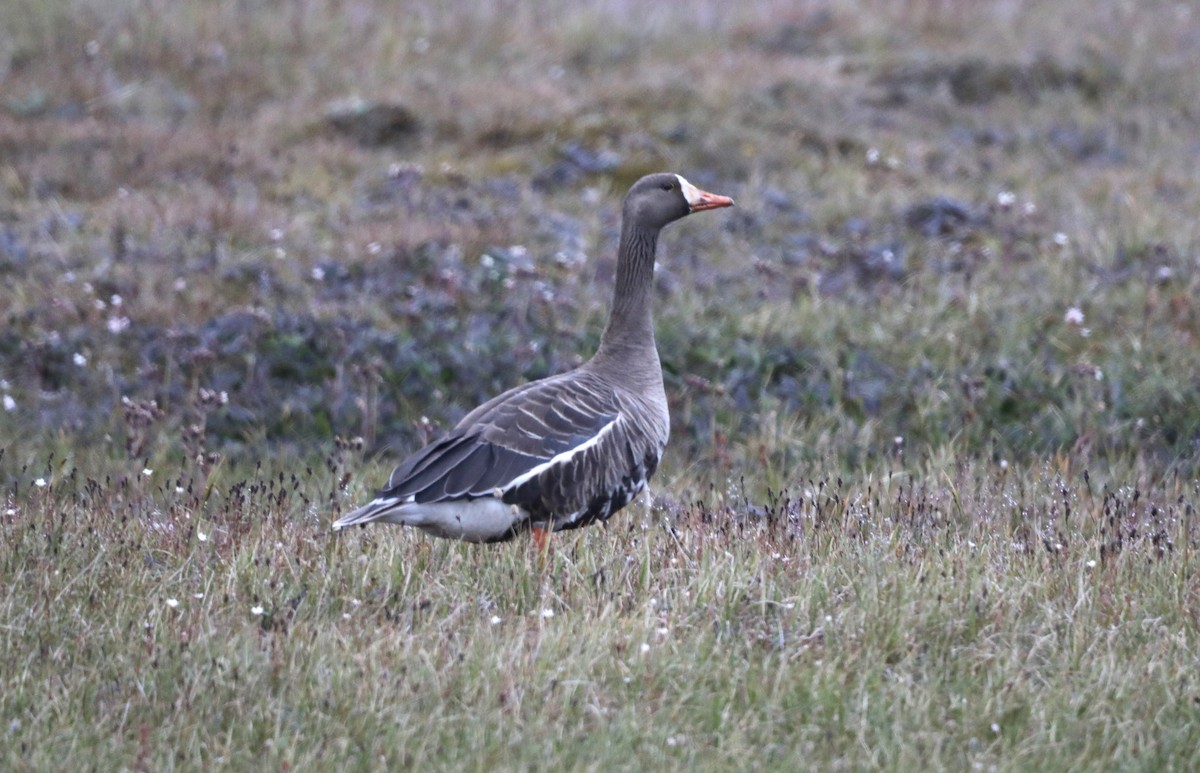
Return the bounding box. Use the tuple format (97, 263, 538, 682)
(2, 0, 1200, 769)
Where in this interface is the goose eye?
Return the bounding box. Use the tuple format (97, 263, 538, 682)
(660, 182, 674, 191)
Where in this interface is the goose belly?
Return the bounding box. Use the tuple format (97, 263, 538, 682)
(382, 498, 526, 542)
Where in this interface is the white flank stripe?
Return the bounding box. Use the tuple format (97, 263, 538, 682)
(501, 417, 620, 493)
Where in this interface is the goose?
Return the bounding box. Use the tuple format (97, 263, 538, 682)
(333, 172, 734, 543)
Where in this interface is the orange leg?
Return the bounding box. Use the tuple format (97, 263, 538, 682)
(532, 525, 550, 555)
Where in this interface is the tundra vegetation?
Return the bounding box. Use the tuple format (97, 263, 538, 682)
(1, 1, 1198, 769)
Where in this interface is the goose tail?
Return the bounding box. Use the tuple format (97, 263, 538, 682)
(332, 496, 402, 531)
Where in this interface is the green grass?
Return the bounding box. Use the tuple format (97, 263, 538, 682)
(2, 0, 1200, 769)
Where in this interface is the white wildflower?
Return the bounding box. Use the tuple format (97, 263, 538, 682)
(3, 395, 15, 412)
(490, 615, 502, 625)
(540, 608, 555, 619)
(251, 606, 265, 616)
(197, 531, 208, 543)
(1064, 307, 1084, 326)
(165, 598, 179, 609)
(73, 352, 87, 367)
(142, 468, 153, 477)
(1053, 232, 1069, 247)
(34, 478, 47, 488)
(997, 191, 1016, 208)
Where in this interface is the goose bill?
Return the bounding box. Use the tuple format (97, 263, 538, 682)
(676, 175, 735, 212)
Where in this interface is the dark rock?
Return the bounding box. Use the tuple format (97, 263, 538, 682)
(904, 197, 977, 237)
(325, 98, 422, 147)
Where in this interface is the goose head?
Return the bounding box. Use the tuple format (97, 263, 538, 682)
(623, 173, 735, 231)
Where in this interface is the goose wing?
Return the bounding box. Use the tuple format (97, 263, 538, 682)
(375, 372, 624, 503)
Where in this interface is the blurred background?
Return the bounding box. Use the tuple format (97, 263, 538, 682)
(2, 0, 1198, 483)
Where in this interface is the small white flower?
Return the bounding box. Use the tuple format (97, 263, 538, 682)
(73, 352, 87, 367)
(894, 436, 904, 446)
(193, 593, 204, 599)
(34, 478, 47, 488)
(142, 468, 153, 477)
(866, 147, 880, 165)
(174, 278, 187, 292)
(197, 531, 208, 543)
(1064, 307, 1084, 326)
(269, 228, 284, 241)
(540, 608, 555, 619)
(2, 395, 14, 412)
(997, 191, 1016, 207)
(106, 316, 130, 333)
(311, 266, 325, 281)
(342, 613, 351, 620)
(640, 643, 651, 653)
(490, 615, 502, 625)
(165, 598, 179, 608)
(1053, 232, 1069, 247)
(1086, 560, 1097, 569)
(991, 723, 1001, 734)
(367, 242, 383, 255)
(110, 294, 123, 307)
(1000, 459, 1009, 470)
(251, 606, 265, 616)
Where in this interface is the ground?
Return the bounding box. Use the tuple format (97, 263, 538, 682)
(1, 1, 1199, 770)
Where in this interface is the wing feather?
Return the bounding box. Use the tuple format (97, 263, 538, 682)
(370, 372, 624, 507)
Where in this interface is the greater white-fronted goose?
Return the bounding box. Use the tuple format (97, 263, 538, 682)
(333, 173, 734, 542)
